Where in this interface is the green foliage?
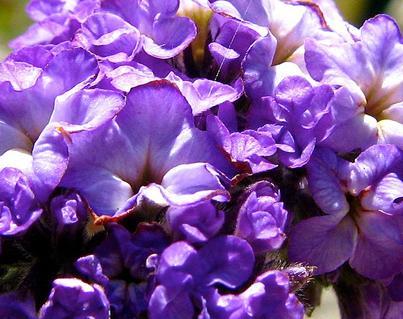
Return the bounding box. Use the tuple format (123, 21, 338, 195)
(0, 0, 30, 54)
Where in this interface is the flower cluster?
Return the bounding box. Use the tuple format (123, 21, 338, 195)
(0, 0, 402, 318)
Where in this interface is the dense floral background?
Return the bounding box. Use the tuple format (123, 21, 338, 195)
(0, 1, 402, 319)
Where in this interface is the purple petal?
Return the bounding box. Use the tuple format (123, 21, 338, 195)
(166, 73, 240, 115)
(322, 113, 378, 152)
(347, 144, 402, 195)
(350, 211, 403, 279)
(307, 148, 349, 215)
(75, 12, 143, 62)
(51, 88, 125, 132)
(143, 16, 196, 59)
(378, 119, 403, 150)
(148, 285, 194, 319)
(235, 191, 287, 253)
(0, 168, 43, 236)
(288, 214, 357, 274)
(361, 172, 403, 214)
(75, 255, 109, 286)
(39, 278, 109, 319)
(156, 163, 230, 206)
(199, 235, 255, 289)
(242, 36, 277, 101)
(167, 201, 224, 243)
(31, 125, 69, 200)
(0, 292, 37, 319)
(360, 15, 403, 113)
(0, 61, 42, 91)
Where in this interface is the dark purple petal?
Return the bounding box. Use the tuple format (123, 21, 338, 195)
(199, 235, 255, 289)
(167, 201, 224, 243)
(148, 285, 194, 319)
(0, 292, 37, 319)
(75, 255, 109, 286)
(235, 188, 287, 254)
(0, 168, 43, 236)
(350, 211, 403, 279)
(39, 278, 109, 319)
(288, 214, 357, 274)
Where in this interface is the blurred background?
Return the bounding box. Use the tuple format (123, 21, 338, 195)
(0, 0, 402, 318)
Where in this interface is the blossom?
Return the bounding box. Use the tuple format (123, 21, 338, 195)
(60, 80, 232, 217)
(94, 223, 169, 318)
(101, 0, 197, 59)
(149, 236, 255, 319)
(0, 168, 42, 235)
(39, 278, 110, 319)
(11, 0, 99, 49)
(234, 181, 288, 254)
(206, 270, 304, 319)
(166, 201, 225, 243)
(305, 15, 403, 150)
(247, 76, 335, 168)
(289, 144, 403, 279)
(1, 0, 402, 317)
(0, 292, 37, 319)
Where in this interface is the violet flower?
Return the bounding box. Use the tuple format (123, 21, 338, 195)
(305, 15, 403, 151)
(289, 144, 403, 279)
(60, 80, 232, 217)
(234, 181, 288, 254)
(247, 76, 335, 168)
(39, 278, 110, 319)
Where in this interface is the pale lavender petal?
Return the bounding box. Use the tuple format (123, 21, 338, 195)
(32, 125, 69, 200)
(75, 12, 143, 62)
(322, 113, 378, 152)
(51, 88, 125, 132)
(360, 173, 403, 214)
(143, 15, 196, 59)
(347, 144, 402, 195)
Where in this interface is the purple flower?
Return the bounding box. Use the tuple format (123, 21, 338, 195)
(149, 236, 255, 319)
(208, 15, 260, 81)
(39, 278, 110, 319)
(11, 0, 99, 49)
(247, 76, 335, 168)
(235, 181, 287, 254)
(0, 46, 100, 200)
(50, 192, 88, 236)
(75, 255, 109, 286)
(101, 0, 197, 58)
(335, 279, 403, 319)
(305, 15, 403, 151)
(289, 144, 403, 279)
(74, 12, 143, 62)
(207, 114, 277, 174)
(0, 168, 43, 235)
(94, 223, 169, 318)
(206, 270, 304, 319)
(0, 292, 37, 319)
(167, 201, 225, 243)
(60, 80, 232, 217)
(105, 68, 241, 115)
